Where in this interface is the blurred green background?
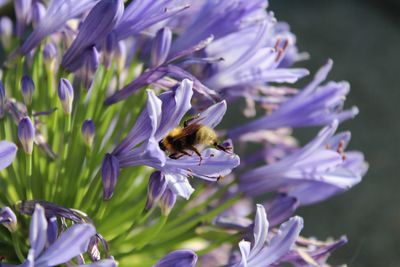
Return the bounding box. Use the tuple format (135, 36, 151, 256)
(271, 0, 400, 266)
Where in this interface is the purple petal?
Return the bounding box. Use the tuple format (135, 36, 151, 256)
(153, 249, 198, 267)
(251, 204, 268, 257)
(29, 205, 47, 258)
(35, 224, 96, 266)
(61, 0, 124, 71)
(0, 141, 17, 170)
(76, 259, 117, 267)
(264, 194, 299, 227)
(190, 101, 226, 128)
(237, 241, 251, 267)
(253, 216, 303, 266)
(146, 90, 163, 137)
(164, 173, 194, 200)
(20, 0, 99, 54)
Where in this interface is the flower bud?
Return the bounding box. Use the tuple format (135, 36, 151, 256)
(0, 207, 17, 232)
(57, 78, 74, 114)
(115, 41, 126, 73)
(81, 46, 99, 90)
(0, 17, 13, 50)
(145, 171, 167, 210)
(43, 42, 58, 72)
(101, 153, 119, 200)
(81, 119, 95, 146)
(21, 75, 35, 106)
(154, 249, 198, 267)
(18, 116, 34, 154)
(31, 1, 46, 28)
(0, 81, 6, 118)
(47, 217, 58, 245)
(159, 188, 176, 216)
(151, 27, 172, 67)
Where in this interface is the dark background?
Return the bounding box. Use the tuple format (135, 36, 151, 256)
(270, 0, 400, 266)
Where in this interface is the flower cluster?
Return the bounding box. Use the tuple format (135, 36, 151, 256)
(0, 0, 366, 266)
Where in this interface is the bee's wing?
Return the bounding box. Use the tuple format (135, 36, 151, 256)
(172, 124, 202, 141)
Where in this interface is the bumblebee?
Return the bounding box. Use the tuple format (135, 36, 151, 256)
(159, 119, 231, 162)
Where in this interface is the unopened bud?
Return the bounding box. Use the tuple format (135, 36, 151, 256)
(101, 153, 119, 200)
(21, 75, 35, 106)
(81, 119, 95, 146)
(154, 249, 198, 267)
(82, 46, 99, 90)
(159, 188, 176, 216)
(18, 116, 34, 154)
(58, 78, 74, 114)
(145, 171, 167, 210)
(43, 43, 58, 72)
(0, 81, 5, 118)
(0, 207, 17, 232)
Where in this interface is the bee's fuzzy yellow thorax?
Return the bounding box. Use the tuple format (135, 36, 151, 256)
(168, 127, 183, 137)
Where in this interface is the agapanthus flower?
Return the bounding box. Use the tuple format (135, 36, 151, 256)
(240, 121, 367, 205)
(104, 79, 240, 200)
(231, 204, 303, 267)
(228, 60, 359, 139)
(2, 205, 116, 267)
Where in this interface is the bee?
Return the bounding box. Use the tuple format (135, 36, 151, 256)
(159, 118, 231, 163)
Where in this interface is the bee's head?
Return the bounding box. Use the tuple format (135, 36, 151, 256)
(159, 140, 166, 151)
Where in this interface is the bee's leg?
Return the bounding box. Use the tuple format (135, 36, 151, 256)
(214, 142, 233, 154)
(183, 114, 201, 127)
(169, 153, 185, 160)
(187, 145, 203, 165)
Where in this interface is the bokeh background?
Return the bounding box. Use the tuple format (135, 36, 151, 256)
(270, 0, 400, 266)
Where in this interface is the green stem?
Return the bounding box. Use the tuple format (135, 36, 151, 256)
(11, 232, 25, 263)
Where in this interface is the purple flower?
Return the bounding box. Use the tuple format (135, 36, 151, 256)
(61, 0, 124, 72)
(79, 46, 99, 90)
(108, 79, 239, 200)
(18, 116, 34, 154)
(228, 60, 358, 139)
(159, 187, 177, 216)
(0, 80, 6, 118)
(0, 17, 13, 49)
(102, 153, 119, 200)
(82, 119, 95, 147)
(264, 194, 299, 227)
(240, 121, 367, 205)
(111, 0, 189, 42)
(21, 75, 35, 106)
(31, 1, 46, 28)
(0, 206, 17, 232)
(58, 78, 74, 114)
(154, 249, 197, 267)
(2, 204, 116, 267)
(20, 0, 100, 54)
(232, 204, 303, 267)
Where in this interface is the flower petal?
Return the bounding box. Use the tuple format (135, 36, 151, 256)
(164, 173, 194, 200)
(191, 101, 227, 128)
(35, 224, 96, 267)
(0, 141, 17, 170)
(29, 205, 47, 258)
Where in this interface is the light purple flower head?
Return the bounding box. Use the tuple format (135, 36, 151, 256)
(106, 79, 239, 201)
(231, 204, 303, 267)
(102, 153, 120, 200)
(61, 0, 124, 72)
(154, 249, 197, 267)
(240, 121, 368, 205)
(14, 0, 32, 38)
(228, 60, 359, 139)
(145, 171, 168, 210)
(2, 204, 116, 267)
(31, 1, 46, 28)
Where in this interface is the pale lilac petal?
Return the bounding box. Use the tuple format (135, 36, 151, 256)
(0, 141, 17, 170)
(35, 224, 96, 266)
(146, 90, 163, 137)
(153, 249, 197, 267)
(252, 216, 303, 266)
(76, 259, 117, 267)
(237, 241, 251, 267)
(251, 204, 268, 257)
(164, 173, 194, 200)
(265, 194, 299, 227)
(190, 101, 226, 128)
(29, 205, 47, 258)
(156, 79, 193, 139)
